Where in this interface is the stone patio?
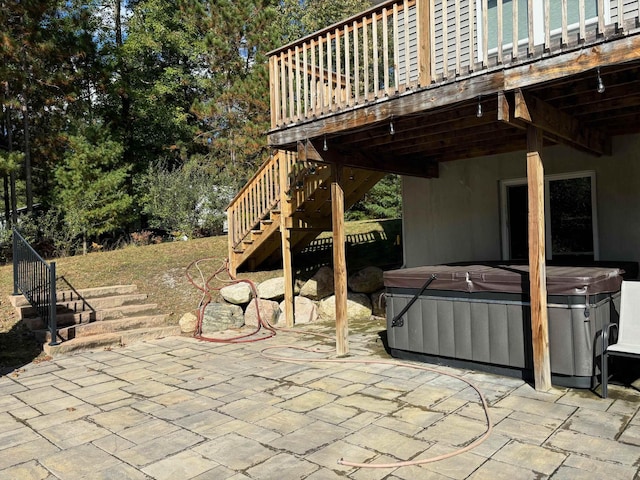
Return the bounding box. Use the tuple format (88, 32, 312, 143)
(1, 321, 639, 479)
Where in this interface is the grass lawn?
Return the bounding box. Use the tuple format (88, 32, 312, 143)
(0, 219, 401, 370)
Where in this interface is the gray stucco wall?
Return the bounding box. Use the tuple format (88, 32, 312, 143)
(402, 134, 640, 269)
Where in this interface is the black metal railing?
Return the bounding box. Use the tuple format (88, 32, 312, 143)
(12, 228, 58, 346)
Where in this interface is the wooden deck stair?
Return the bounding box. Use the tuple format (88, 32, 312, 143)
(9, 284, 179, 355)
(227, 149, 385, 274)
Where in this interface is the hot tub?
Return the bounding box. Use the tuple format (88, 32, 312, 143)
(384, 264, 623, 388)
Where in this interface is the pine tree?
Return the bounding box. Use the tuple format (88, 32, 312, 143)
(188, 0, 279, 188)
(54, 128, 132, 254)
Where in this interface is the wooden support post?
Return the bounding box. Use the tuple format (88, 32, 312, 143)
(331, 164, 349, 356)
(227, 209, 237, 278)
(527, 125, 552, 391)
(279, 151, 295, 328)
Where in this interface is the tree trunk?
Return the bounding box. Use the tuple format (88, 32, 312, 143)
(115, 0, 122, 47)
(4, 85, 17, 225)
(22, 100, 32, 213)
(20, 45, 33, 214)
(3, 175, 9, 224)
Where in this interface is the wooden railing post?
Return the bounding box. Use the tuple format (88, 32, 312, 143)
(417, 0, 432, 86)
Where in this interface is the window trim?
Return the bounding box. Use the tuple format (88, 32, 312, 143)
(500, 170, 599, 261)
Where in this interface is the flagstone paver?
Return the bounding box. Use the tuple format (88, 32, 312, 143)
(420, 446, 486, 479)
(545, 429, 640, 465)
(141, 450, 221, 480)
(491, 440, 566, 474)
(193, 433, 274, 471)
(0, 333, 639, 479)
(345, 424, 432, 460)
(465, 459, 540, 480)
(245, 452, 319, 479)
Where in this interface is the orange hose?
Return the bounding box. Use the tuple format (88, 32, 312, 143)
(186, 258, 276, 343)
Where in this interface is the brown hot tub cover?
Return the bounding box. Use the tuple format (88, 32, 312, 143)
(383, 264, 624, 296)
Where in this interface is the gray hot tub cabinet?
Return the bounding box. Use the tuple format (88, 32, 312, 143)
(384, 265, 623, 388)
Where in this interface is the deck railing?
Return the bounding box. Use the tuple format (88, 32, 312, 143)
(12, 228, 58, 346)
(227, 149, 332, 251)
(227, 150, 297, 249)
(269, 0, 639, 127)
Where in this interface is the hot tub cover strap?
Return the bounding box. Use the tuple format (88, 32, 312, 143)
(391, 274, 437, 328)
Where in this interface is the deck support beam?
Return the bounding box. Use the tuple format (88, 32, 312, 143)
(279, 150, 295, 328)
(513, 90, 610, 156)
(526, 125, 552, 392)
(331, 163, 349, 356)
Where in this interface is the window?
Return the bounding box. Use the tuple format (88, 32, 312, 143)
(500, 171, 599, 261)
(476, 0, 611, 59)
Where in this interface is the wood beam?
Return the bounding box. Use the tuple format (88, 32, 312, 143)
(513, 90, 611, 156)
(268, 72, 505, 146)
(527, 125, 552, 392)
(331, 164, 349, 356)
(279, 152, 295, 328)
(344, 109, 498, 151)
(505, 34, 640, 91)
(306, 139, 438, 178)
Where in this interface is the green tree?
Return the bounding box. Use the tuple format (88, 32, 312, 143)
(276, 0, 372, 42)
(0, 0, 100, 217)
(347, 174, 402, 220)
(54, 129, 133, 254)
(188, 0, 279, 189)
(138, 158, 234, 237)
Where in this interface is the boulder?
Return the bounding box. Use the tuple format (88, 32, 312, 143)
(258, 277, 286, 301)
(371, 289, 387, 317)
(201, 303, 244, 333)
(318, 292, 372, 322)
(299, 266, 334, 300)
(245, 298, 280, 327)
(348, 266, 384, 294)
(279, 296, 319, 325)
(220, 282, 253, 305)
(179, 312, 198, 334)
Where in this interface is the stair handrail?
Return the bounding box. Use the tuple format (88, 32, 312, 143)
(227, 150, 298, 249)
(12, 228, 58, 346)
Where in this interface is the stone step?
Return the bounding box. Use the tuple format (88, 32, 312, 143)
(42, 325, 181, 356)
(36, 314, 170, 343)
(9, 284, 139, 308)
(18, 293, 149, 320)
(23, 303, 160, 330)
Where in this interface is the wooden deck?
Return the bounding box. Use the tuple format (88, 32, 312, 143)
(228, 0, 640, 380)
(267, 0, 640, 161)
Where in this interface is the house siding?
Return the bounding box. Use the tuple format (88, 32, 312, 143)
(402, 133, 640, 271)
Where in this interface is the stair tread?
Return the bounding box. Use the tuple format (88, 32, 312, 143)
(18, 293, 150, 319)
(36, 314, 171, 342)
(43, 326, 181, 356)
(44, 313, 168, 332)
(25, 304, 161, 330)
(10, 285, 140, 307)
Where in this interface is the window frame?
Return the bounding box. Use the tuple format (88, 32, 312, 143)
(500, 170, 600, 261)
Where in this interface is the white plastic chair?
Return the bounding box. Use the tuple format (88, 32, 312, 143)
(601, 280, 640, 398)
